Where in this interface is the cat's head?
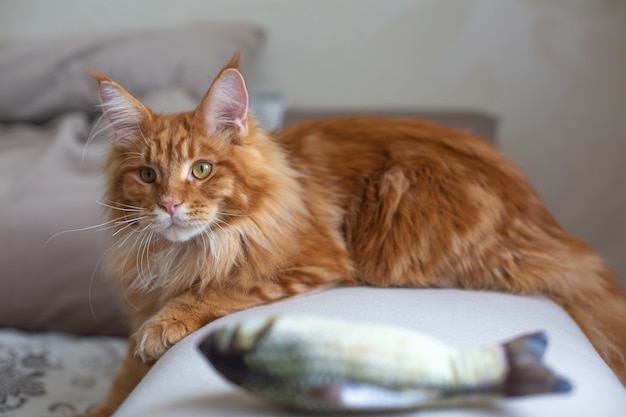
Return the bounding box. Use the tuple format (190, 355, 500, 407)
(91, 56, 273, 244)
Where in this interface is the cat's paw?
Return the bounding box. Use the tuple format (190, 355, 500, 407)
(134, 316, 190, 361)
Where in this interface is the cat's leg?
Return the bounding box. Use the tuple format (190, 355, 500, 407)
(131, 289, 285, 361)
(80, 281, 323, 416)
(134, 271, 352, 361)
(77, 339, 154, 417)
(347, 161, 444, 287)
(132, 289, 215, 361)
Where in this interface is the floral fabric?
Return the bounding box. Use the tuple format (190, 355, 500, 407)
(0, 330, 126, 416)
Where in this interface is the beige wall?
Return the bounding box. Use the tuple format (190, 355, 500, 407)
(2, 0, 625, 285)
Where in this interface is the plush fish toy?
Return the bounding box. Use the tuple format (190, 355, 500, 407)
(198, 315, 571, 412)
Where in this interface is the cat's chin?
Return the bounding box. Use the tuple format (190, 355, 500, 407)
(160, 226, 201, 243)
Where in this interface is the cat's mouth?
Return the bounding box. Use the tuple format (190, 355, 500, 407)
(155, 212, 204, 243)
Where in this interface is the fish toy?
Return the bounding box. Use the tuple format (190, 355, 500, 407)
(198, 315, 571, 412)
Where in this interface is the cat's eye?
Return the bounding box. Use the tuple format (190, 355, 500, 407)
(191, 161, 213, 180)
(139, 167, 157, 183)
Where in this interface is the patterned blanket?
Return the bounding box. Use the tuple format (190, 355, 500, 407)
(0, 330, 126, 417)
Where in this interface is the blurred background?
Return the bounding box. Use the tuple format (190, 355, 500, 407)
(1, 0, 625, 287)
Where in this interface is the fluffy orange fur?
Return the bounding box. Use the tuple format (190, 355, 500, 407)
(81, 57, 626, 416)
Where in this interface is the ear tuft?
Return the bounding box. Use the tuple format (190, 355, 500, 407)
(197, 66, 249, 141)
(223, 51, 241, 71)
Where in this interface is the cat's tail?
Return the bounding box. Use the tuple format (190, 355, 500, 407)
(552, 265, 626, 386)
(501, 332, 572, 397)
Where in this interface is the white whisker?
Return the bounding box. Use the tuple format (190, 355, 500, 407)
(143, 230, 155, 284)
(111, 217, 148, 236)
(136, 227, 154, 290)
(87, 242, 118, 322)
(133, 229, 147, 290)
(117, 226, 151, 311)
(212, 218, 229, 234)
(44, 216, 138, 247)
(117, 221, 151, 248)
(202, 229, 217, 263)
(83, 113, 109, 163)
(216, 211, 248, 218)
(197, 229, 210, 273)
(97, 200, 147, 212)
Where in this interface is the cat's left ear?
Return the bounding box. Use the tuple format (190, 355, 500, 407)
(197, 62, 249, 142)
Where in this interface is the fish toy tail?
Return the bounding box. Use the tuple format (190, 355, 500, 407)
(502, 331, 572, 397)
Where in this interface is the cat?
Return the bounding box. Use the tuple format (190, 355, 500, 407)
(80, 55, 626, 416)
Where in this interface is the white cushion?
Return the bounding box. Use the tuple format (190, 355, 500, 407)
(114, 288, 626, 417)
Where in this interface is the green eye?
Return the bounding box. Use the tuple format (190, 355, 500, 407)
(192, 161, 213, 180)
(139, 167, 157, 183)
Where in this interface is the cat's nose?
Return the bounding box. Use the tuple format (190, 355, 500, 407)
(159, 200, 182, 216)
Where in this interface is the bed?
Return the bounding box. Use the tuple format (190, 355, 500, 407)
(0, 22, 624, 417)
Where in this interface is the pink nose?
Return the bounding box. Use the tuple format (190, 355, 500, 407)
(159, 200, 182, 216)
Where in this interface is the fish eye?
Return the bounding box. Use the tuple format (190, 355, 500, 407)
(192, 161, 213, 180)
(139, 167, 157, 183)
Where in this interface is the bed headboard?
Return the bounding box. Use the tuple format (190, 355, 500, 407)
(283, 109, 498, 144)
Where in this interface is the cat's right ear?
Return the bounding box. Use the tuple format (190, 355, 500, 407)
(87, 70, 151, 143)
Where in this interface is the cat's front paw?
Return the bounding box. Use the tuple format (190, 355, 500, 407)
(134, 316, 191, 361)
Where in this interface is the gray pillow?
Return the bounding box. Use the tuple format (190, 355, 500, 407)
(0, 21, 264, 123)
(0, 22, 265, 336)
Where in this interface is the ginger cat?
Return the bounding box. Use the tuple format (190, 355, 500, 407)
(82, 56, 626, 416)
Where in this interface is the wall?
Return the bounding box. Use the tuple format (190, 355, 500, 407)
(1, 0, 625, 285)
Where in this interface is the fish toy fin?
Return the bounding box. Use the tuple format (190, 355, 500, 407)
(502, 331, 572, 397)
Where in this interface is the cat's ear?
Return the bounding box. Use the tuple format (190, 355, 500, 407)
(196, 56, 249, 142)
(88, 70, 151, 141)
